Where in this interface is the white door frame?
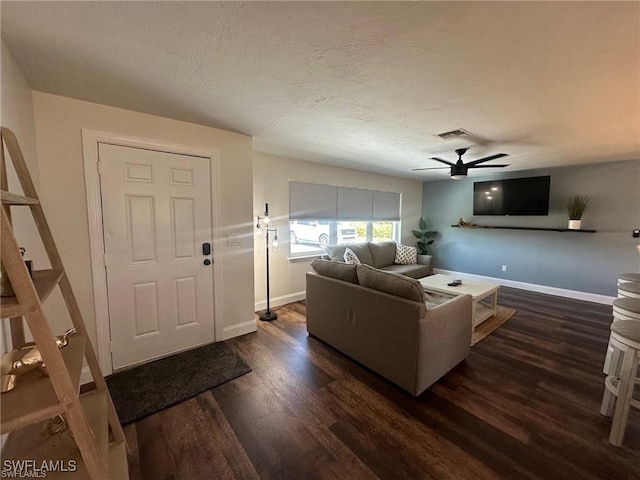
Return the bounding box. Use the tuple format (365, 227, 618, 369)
(82, 129, 224, 376)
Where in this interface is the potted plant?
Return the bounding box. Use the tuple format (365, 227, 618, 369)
(567, 195, 588, 230)
(411, 218, 438, 267)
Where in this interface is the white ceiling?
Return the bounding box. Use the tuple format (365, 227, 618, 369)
(2, 1, 639, 180)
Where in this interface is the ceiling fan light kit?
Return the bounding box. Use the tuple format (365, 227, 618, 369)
(451, 163, 468, 180)
(414, 147, 510, 179)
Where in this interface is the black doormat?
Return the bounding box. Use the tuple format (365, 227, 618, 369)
(106, 342, 251, 425)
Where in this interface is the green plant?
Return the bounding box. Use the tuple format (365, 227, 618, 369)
(567, 195, 589, 220)
(372, 222, 392, 241)
(411, 217, 438, 255)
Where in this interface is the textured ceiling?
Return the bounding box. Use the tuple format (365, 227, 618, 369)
(2, 1, 639, 180)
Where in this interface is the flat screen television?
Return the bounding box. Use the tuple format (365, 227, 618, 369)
(473, 175, 551, 216)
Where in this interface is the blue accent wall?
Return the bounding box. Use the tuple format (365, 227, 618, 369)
(421, 160, 640, 296)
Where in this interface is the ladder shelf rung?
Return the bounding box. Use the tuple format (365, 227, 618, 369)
(1, 190, 39, 205)
(0, 334, 88, 433)
(1, 269, 64, 319)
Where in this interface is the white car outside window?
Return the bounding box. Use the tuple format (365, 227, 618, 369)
(290, 221, 356, 249)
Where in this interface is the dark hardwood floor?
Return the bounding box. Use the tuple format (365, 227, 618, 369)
(124, 287, 640, 479)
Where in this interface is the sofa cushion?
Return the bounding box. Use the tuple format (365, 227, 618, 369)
(326, 243, 373, 266)
(343, 247, 362, 265)
(310, 259, 359, 284)
(380, 264, 431, 279)
(394, 243, 417, 265)
(368, 241, 397, 268)
(356, 264, 425, 303)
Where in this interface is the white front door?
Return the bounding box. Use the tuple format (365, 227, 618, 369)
(98, 143, 215, 370)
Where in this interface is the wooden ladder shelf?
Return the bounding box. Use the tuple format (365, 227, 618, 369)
(0, 127, 128, 479)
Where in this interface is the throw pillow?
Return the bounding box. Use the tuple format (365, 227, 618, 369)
(325, 244, 349, 262)
(394, 243, 417, 265)
(343, 247, 362, 265)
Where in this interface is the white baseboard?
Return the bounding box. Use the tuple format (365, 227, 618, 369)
(255, 290, 306, 312)
(222, 319, 257, 340)
(434, 268, 615, 305)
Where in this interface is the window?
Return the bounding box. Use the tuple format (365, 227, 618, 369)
(372, 221, 397, 242)
(288, 182, 401, 258)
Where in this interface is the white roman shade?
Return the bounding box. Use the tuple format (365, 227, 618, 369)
(337, 187, 372, 220)
(289, 181, 400, 221)
(372, 191, 401, 221)
(289, 181, 337, 220)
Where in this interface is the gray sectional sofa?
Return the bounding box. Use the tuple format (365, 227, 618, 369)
(324, 241, 432, 279)
(306, 259, 473, 396)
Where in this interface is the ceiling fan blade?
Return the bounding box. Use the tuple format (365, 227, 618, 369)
(468, 164, 510, 169)
(466, 153, 509, 166)
(411, 167, 449, 171)
(430, 157, 455, 166)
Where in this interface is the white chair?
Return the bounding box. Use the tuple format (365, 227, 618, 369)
(603, 298, 640, 375)
(617, 272, 640, 287)
(618, 282, 640, 299)
(600, 319, 640, 446)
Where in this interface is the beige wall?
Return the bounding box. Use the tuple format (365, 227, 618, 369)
(32, 92, 256, 353)
(0, 40, 45, 351)
(253, 151, 423, 308)
(1, 41, 38, 183)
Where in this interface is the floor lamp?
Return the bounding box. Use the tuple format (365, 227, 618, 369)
(256, 203, 279, 321)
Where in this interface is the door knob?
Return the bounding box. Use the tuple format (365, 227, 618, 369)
(203, 258, 212, 266)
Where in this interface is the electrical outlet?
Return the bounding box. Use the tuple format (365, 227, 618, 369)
(501, 265, 508, 272)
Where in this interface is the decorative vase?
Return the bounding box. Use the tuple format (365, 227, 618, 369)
(568, 219, 582, 230)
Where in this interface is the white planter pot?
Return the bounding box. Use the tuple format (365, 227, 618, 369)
(417, 254, 432, 265)
(568, 219, 582, 230)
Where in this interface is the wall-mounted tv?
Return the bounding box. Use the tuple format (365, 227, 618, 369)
(473, 175, 551, 216)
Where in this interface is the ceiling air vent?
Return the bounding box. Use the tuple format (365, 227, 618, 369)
(437, 129, 470, 140)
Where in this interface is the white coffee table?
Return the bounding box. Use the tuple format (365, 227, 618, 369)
(418, 274, 500, 328)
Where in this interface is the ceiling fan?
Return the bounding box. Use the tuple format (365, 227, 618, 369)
(413, 148, 509, 179)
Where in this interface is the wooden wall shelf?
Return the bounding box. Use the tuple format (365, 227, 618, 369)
(1, 269, 64, 319)
(451, 225, 597, 233)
